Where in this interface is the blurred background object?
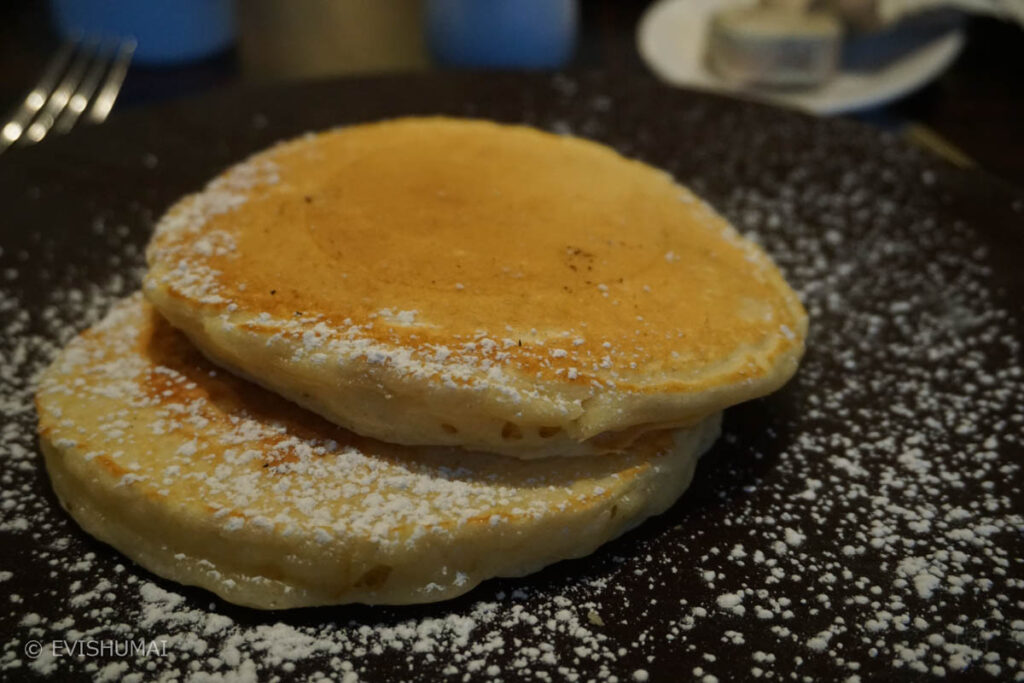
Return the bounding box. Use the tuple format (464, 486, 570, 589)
(839, 8, 964, 70)
(705, 4, 843, 88)
(0, 0, 1021, 185)
(826, 0, 1024, 30)
(49, 0, 234, 65)
(0, 37, 136, 153)
(236, 0, 428, 80)
(426, 0, 578, 68)
(640, 0, 968, 115)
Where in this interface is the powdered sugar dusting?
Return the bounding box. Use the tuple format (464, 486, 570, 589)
(35, 294, 685, 605)
(2, 76, 1023, 680)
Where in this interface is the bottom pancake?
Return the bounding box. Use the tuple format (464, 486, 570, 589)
(36, 295, 722, 609)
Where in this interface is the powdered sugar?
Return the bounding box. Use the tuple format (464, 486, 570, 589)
(2, 76, 1023, 680)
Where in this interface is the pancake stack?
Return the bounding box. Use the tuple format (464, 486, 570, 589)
(36, 118, 807, 609)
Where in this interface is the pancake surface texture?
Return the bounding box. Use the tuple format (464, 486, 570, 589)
(36, 295, 722, 609)
(145, 117, 805, 457)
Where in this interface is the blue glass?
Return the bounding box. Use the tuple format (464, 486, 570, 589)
(50, 0, 235, 65)
(427, 0, 578, 69)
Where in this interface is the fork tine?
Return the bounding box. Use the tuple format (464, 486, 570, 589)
(0, 40, 77, 151)
(86, 38, 136, 124)
(54, 41, 116, 135)
(22, 39, 97, 146)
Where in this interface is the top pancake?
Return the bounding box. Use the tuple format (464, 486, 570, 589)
(145, 117, 806, 458)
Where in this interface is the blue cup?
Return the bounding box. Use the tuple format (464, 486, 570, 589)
(50, 0, 235, 66)
(427, 0, 578, 69)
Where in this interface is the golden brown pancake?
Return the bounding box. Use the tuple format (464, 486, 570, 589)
(144, 117, 805, 458)
(36, 295, 722, 608)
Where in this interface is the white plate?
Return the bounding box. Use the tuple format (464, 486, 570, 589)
(637, 0, 965, 115)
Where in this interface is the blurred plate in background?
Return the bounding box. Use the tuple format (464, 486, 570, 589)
(638, 0, 965, 115)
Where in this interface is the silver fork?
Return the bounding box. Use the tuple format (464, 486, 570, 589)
(0, 37, 136, 154)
